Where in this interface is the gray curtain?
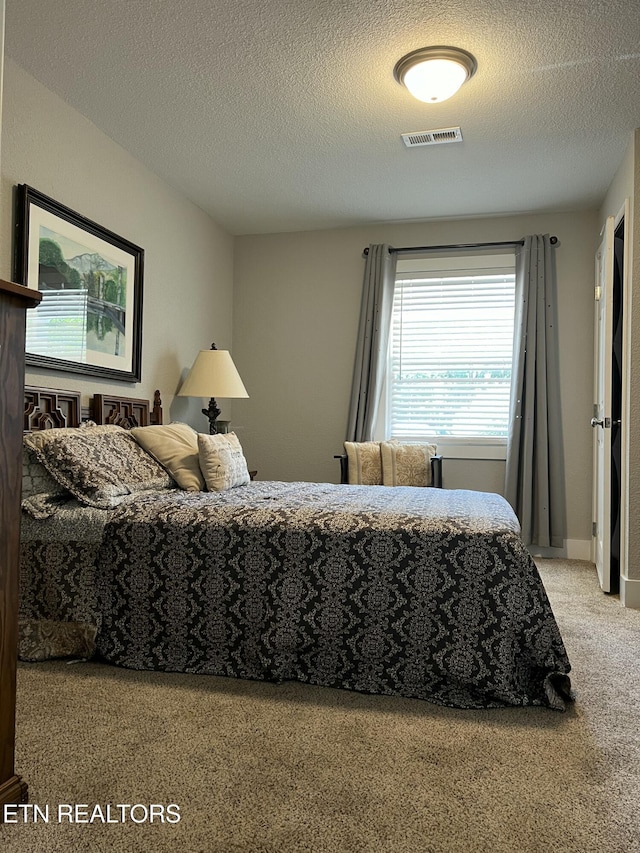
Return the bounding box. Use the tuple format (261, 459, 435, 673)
(346, 244, 397, 441)
(505, 234, 565, 547)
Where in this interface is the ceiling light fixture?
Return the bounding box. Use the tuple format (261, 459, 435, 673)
(393, 46, 477, 104)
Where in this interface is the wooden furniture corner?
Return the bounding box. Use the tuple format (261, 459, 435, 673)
(0, 280, 41, 818)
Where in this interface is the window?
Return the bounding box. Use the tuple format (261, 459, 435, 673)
(384, 254, 516, 459)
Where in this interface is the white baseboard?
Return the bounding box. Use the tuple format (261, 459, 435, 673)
(620, 574, 640, 609)
(528, 539, 592, 562)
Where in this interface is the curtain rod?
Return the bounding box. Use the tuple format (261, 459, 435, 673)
(362, 236, 558, 256)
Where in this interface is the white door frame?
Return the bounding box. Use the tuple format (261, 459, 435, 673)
(617, 200, 631, 597)
(592, 217, 614, 589)
(592, 201, 630, 593)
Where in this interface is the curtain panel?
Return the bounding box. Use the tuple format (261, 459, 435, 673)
(505, 234, 565, 548)
(346, 244, 397, 441)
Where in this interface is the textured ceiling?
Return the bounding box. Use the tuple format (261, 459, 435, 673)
(5, 0, 640, 235)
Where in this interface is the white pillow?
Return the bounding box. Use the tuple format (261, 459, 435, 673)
(198, 432, 250, 492)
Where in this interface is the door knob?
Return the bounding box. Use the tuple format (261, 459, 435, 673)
(591, 417, 603, 428)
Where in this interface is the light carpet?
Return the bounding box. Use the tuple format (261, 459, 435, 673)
(1, 559, 639, 853)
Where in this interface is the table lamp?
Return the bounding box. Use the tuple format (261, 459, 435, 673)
(178, 343, 249, 434)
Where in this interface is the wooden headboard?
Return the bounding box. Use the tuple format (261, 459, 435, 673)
(24, 386, 82, 431)
(91, 391, 163, 428)
(24, 386, 163, 431)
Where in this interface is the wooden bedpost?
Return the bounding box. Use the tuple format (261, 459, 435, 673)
(151, 390, 163, 425)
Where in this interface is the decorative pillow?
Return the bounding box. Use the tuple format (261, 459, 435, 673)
(198, 432, 250, 492)
(23, 424, 174, 509)
(380, 442, 437, 487)
(130, 422, 205, 492)
(344, 441, 383, 485)
(19, 619, 97, 662)
(22, 445, 70, 500)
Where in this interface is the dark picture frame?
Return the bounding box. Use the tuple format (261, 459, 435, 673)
(15, 184, 144, 381)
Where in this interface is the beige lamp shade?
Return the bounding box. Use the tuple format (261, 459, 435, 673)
(178, 349, 249, 398)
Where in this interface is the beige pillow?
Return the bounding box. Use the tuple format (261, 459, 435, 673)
(130, 423, 205, 491)
(344, 441, 382, 485)
(198, 432, 250, 492)
(380, 442, 437, 487)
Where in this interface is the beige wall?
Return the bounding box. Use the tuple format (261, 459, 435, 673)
(599, 131, 640, 602)
(234, 209, 598, 548)
(0, 60, 235, 427)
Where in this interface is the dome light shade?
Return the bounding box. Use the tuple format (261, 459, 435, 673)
(394, 46, 477, 103)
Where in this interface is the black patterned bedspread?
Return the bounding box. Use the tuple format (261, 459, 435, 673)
(95, 482, 573, 710)
(19, 501, 109, 661)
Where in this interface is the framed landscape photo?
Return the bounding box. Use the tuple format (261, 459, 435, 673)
(15, 184, 144, 381)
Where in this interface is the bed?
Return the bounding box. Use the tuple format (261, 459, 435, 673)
(19, 386, 573, 711)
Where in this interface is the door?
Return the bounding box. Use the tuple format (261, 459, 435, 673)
(609, 220, 625, 590)
(592, 217, 614, 591)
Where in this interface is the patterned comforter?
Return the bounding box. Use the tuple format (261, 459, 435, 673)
(87, 482, 572, 710)
(19, 500, 109, 661)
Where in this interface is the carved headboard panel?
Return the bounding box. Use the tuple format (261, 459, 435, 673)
(91, 390, 163, 429)
(24, 386, 82, 431)
(24, 387, 163, 431)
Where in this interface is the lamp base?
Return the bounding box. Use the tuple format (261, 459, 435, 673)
(202, 397, 221, 434)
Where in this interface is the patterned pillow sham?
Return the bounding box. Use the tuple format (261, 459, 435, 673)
(380, 441, 437, 487)
(22, 426, 98, 513)
(23, 445, 70, 500)
(198, 432, 250, 492)
(130, 422, 205, 491)
(23, 424, 174, 509)
(19, 619, 97, 662)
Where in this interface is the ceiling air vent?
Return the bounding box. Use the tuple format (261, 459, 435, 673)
(401, 127, 463, 147)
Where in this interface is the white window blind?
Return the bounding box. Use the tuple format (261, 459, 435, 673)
(388, 261, 516, 441)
